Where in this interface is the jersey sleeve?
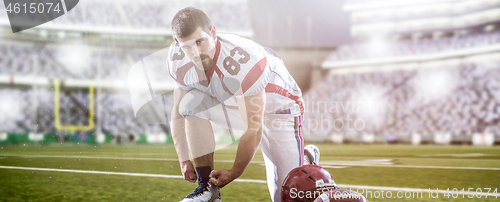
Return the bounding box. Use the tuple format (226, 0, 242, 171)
(167, 42, 192, 91)
(223, 45, 270, 98)
(239, 56, 269, 97)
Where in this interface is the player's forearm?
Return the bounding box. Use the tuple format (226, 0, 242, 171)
(171, 108, 190, 162)
(232, 90, 265, 179)
(231, 127, 262, 178)
(171, 87, 190, 162)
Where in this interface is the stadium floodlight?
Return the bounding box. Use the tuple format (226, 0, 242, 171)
(484, 24, 496, 32)
(366, 36, 391, 56)
(58, 31, 66, 39)
(0, 93, 23, 123)
(411, 68, 457, 103)
(354, 85, 387, 129)
(54, 41, 91, 78)
(39, 30, 48, 38)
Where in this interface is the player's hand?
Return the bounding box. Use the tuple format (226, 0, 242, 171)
(209, 169, 236, 188)
(180, 160, 197, 183)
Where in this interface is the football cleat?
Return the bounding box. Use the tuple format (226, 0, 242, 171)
(180, 179, 221, 202)
(304, 144, 320, 165)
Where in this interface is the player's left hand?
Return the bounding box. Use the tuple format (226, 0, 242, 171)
(209, 169, 236, 188)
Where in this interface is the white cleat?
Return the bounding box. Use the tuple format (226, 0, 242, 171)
(180, 180, 221, 202)
(304, 144, 320, 165)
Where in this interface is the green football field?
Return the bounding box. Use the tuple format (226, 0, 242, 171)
(0, 143, 499, 202)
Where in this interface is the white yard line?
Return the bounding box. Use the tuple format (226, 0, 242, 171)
(0, 165, 498, 197)
(0, 154, 266, 164)
(0, 165, 264, 183)
(1, 154, 181, 161)
(0, 165, 184, 178)
(394, 157, 500, 163)
(364, 159, 393, 162)
(418, 153, 495, 157)
(321, 166, 351, 169)
(2, 154, 500, 170)
(320, 162, 500, 171)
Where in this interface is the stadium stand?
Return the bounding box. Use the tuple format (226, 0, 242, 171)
(51, 0, 125, 27)
(0, 87, 168, 135)
(304, 61, 500, 142)
(0, 39, 173, 136)
(329, 29, 500, 62)
(0, 0, 252, 32)
(305, 0, 500, 143)
(0, 42, 138, 80)
(1, 0, 497, 145)
(2, 33, 498, 142)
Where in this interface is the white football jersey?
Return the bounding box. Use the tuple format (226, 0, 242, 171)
(167, 33, 304, 116)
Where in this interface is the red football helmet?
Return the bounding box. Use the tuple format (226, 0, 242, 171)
(281, 165, 337, 202)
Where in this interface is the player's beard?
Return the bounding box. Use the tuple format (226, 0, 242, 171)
(194, 54, 213, 71)
(201, 54, 213, 70)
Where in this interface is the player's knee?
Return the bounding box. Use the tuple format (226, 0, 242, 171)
(178, 89, 213, 117)
(178, 104, 194, 117)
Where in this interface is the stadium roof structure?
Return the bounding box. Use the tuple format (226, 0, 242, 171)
(345, 0, 500, 38)
(322, 44, 500, 70)
(345, 0, 465, 11)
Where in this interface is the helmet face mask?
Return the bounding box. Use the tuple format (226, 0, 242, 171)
(281, 165, 338, 202)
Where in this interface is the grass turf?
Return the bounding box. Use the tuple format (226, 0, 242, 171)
(0, 144, 499, 201)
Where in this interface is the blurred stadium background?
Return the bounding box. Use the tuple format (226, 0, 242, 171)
(1, 0, 500, 201)
(0, 0, 498, 146)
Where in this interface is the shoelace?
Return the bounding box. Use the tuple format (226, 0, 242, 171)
(187, 178, 209, 198)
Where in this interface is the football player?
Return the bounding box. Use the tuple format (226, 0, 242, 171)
(168, 7, 317, 202)
(281, 165, 369, 202)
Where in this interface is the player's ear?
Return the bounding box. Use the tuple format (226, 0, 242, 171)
(210, 25, 217, 40)
(173, 35, 179, 44)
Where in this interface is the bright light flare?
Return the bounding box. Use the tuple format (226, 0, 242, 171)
(353, 85, 388, 128)
(0, 92, 24, 122)
(55, 42, 92, 77)
(411, 68, 457, 103)
(366, 37, 391, 56)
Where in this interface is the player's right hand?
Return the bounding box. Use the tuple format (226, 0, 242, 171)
(180, 160, 197, 183)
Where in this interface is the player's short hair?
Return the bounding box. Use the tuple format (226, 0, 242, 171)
(171, 7, 212, 39)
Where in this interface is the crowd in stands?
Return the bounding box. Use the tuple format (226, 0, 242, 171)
(1, 0, 499, 141)
(315, 0, 500, 142)
(1, 31, 499, 138)
(0, 88, 168, 135)
(329, 29, 500, 62)
(0, 38, 175, 136)
(0, 41, 173, 135)
(0, 43, 167, 81)
(304, 62, 500, 139)
(0, 0, 252, 32)
(308, 20, 500, 141)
